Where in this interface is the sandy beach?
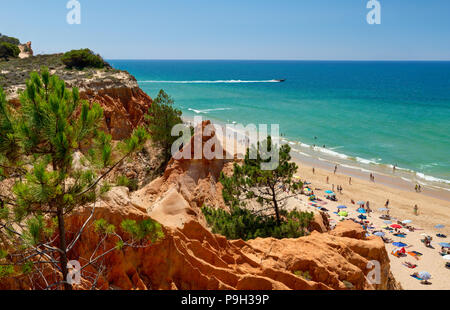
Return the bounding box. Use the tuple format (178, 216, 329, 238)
(292, 161, 450, 290)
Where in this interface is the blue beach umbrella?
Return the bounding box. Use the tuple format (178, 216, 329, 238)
(383, 220, 392, 224)
(439, 243, 450, 248)
(435, 224, 445, 229)
(357, 201, 365, 205)
(392, 242, 407, 247)
(402, 220, 412, 224)
(358, 214, 367, 220)
(357, 208, 367, 214)
(325, 190, 334, 194)
(337, 205, 347, 209)
(418, 271, 431, 281)
(374, 232, 385, 237)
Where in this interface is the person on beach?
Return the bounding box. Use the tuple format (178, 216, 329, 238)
(332, 184, 335, 191)
(385, 199, 390, 208)
(414, 204, 418, 216)
(393, 164, 397, 173)
(326, 176, 329, 184)
(349, 177, 352, 185)
(312, 167, 315, 174)
(334, 165, 337, 174)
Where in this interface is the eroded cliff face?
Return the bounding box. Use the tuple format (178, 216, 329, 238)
(76, 72, 152, 140)
(56, 188, 399, 290)
(2, 55, 152, 140)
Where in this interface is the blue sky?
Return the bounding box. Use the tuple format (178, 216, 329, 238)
(1, 0, 449, 60)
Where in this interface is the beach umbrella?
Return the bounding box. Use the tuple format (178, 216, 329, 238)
(393, 242, 407, 247)
(383, 220, 392, 224)
(443, 255, 450, 260)
(357, 201, 365, 205)
(378, 208, 388, 212)
(338, 211, 348, 217)
(337, 205, 347, 209)
(435, 224, 445, 229)
(402, 220, 412, 224)
(418, 271, 431, 281)
(390, 224, 402, 229)
(324, 190, 334, 194)
(357, 208, 367, 214)
(374, 232, 385, 237)
(439, 243, 450, 248)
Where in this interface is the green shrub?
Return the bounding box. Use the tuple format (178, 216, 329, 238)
(293, 270, 312, 281)
(0, 34, 20, 46)
(0, 42, 20, 60)
(61, 49, 107, 70)
(202, 206, 314, 241)
(116, 175, 139, 192)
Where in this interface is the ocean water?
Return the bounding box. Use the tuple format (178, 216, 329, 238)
(108, 60, 450, 190)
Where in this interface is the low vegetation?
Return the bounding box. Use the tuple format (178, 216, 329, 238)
(115, 175, 139, 192)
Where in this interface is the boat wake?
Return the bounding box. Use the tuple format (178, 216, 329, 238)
(188, 108, 232, 114)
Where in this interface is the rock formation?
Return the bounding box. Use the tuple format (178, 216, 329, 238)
(76, 72, 152, 139)
(18, 42, 33, 59)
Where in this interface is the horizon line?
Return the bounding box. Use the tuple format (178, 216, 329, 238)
(105, 58, 450, 62)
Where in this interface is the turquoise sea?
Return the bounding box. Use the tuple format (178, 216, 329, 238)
(108, 60, 450, 190)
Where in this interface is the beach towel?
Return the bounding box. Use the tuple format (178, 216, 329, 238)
(412, 251, 423, 256)
(407, 252, 420, 260)
(411, 274, 422, 281)
(402, 262, 417, 269)
(393, 234, 406, 238)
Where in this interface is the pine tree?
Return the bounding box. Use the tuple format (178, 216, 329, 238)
(220, 137, 302, 226)
(0, 68, 162, 289)
(145, 89, 182, 171)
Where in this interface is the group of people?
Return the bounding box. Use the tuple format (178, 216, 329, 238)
(415, 184, 423, 192)
(369, 173, 375, 182)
